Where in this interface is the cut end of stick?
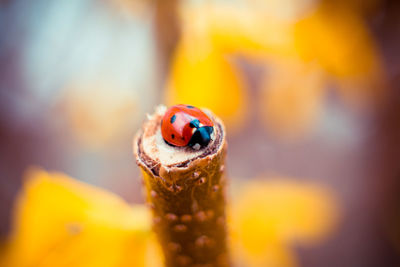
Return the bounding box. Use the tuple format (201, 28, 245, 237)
(134, 105, 225, 174)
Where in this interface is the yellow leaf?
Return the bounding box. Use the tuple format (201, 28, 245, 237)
(165, 39, 248, 134)
(204, 5, 297, 60)
(231, 176, 339, 267)
(1, 168, 160, 267)
(293, 3, 386, 107)
(295, 3, 381, 78)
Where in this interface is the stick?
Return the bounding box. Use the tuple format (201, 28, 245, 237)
(133, 106, 230, 267)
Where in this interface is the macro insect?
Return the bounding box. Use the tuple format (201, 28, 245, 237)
(161, 104, 214, 150)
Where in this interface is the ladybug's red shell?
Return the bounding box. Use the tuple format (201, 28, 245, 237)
(161, 104, 214, 147)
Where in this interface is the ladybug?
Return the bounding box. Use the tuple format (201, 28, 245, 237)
(161, 104, 214, 150)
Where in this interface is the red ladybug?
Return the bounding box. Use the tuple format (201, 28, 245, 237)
(161, 104, 214, 150)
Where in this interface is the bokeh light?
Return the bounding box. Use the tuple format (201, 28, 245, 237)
(1, 0, 400, 266)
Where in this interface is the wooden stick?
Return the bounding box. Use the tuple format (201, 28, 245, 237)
(134, 106, 230, 267)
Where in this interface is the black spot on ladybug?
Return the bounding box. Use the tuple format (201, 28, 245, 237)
(171, 134, 175, 139)
(189, 119, 200, 128)
(170, 115, 176, 123)
(187, 105, 194, 109)
(181, 136, 185, 140)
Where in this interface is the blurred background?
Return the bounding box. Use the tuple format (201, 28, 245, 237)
(1, 0, 400, 266)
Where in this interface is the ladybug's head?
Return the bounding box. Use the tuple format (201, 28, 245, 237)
(188, 126, 214, 150)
